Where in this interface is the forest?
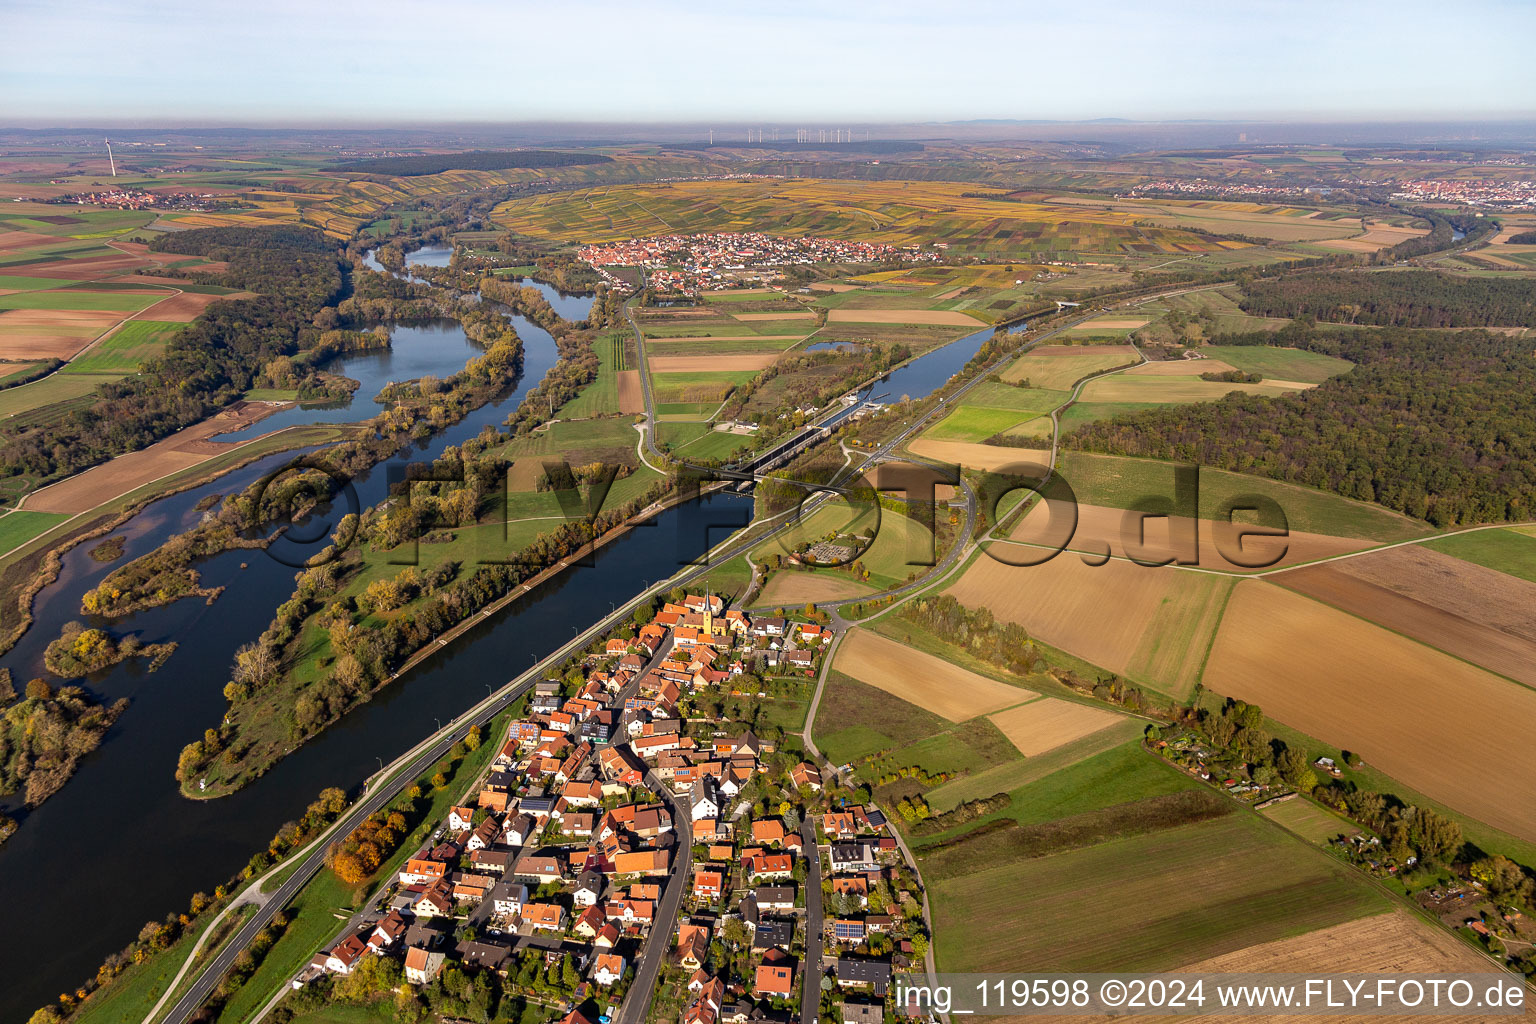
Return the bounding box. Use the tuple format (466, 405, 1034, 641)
(1236, 269, 1536, 327)
(0, 226, 344, 489)
(1510, 230, 1536, 244)
(1066, 322, 1536, 525)
(332, 150, 611, 176)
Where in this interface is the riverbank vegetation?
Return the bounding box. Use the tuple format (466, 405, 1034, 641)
(43, 621, 177, 678)
(0, 672, 129, 806)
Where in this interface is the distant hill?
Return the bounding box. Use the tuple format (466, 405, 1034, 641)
(332, 150, 612, 176)
(668, 140, 924, 154)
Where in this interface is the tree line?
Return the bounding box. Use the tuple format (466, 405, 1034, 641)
(332, 150, 611, 176)
(1236, 269, 1536, 328)
(1066, 321, 1536, 525)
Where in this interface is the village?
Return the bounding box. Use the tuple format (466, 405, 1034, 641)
(296, 591, 930, 1024)
(576, 232, 940, 294)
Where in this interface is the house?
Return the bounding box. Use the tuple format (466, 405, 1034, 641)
(693, 868, 725, 901)
(591, 952, 627, 986)
(467, 816, 501, 852)
(613, 849, 670, 876)
(512, 851, 564, 883)
(830, 876, 868, 902)
(412, 881, 454, 919)
(452, 873, 498, 903)
(823, 811, 858, 839)
(790, 762, 822, 791)
(755, 886, 795, 912)
(367, 910, 408, 954)
(841, 1002, 884, 1024)
(573, 905, 607, 939)
(404, 946, 446, 985)
(521, 902, 568, 933)
(833, 919, 866, 943)
(829, 842, 879, 873)
(678, 922, 711, 969)
(455, 940, 512, 972)
(468, 848, 515, 874)
(503, 812, 537, 846)
(489, 879, 528, 918)
(837, 958, 892, 996)
(400, 857, 448, 886)
(755, 961, 795, 998)
(751, 819, 788, 846)
(322, 934, 369, 974)
(752, 918, 795, 951)
(574, 870, 605, 907)
(743, 850, 794, 880)
(685, 974, 727, 1024)
(448, 805, 477, 832)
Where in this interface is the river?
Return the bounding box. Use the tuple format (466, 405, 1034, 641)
(0, 252, 999, 1021)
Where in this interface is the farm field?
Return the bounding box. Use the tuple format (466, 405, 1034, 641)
(922, 380, 1069, 442)
(1041, 195, 1380, 244)
(1204, 580, 1536, 843)
(947, 545, 1231, 699)
(656, 422, 752, 461)
(62, 319, 183, 374)
(1424, 527, 1536, 585)
(1005, 499, 1371, 570)
(809, 669, 1020, 781)
(0, 371, 121, 420)
(906, 437, 1048, 474)
(20, 400, 289, 514)
(492, 179, 1249, 256)
(1054, 451, 1434, 542)
(1001, 343, 1140, 388)
(0, 509, 72, 553)
(1261, 797, 1359, 847)
(832, 628, 1034, 722)
(1177, 911, 1505, 1008)
(556, 330, 625, 418)
(988, 697, 1122, 757)
(755, 571, 875, 608)
(1200, 343, 1355, 384)
(1076, 373, 1313, 404)
(927, 812, 1386, 973)
(923, 718, 1146, 813)
(1275, 544, 1536, 688)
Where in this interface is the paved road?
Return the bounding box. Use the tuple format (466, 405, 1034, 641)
(617, 771, 693, 1024)
(799, 816, 825, 1024)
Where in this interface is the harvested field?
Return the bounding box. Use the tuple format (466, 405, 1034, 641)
(1205, 581, 1536, 842)
(146, 291, 251, 322)
(1070, 318, 1148, 329)
(1275, 545, 1536, 687)
(506, 458, 546, 490)
(23, 401, 287, 514)
(948, 545, 1230, 698)
(1261, 797, 1358, 846)
(616, 371, 644, 414)
(1001, 344, 1139, 388)
(930, 813, 1384, 974)
(647, 353, 778, 372)
(1315, 221, 1430, 253)
(988, 698, 1122, 756)
(1078, 375, 1309, 403)
(1007, 501, 1370, 572)
(730, 311, 813, 321)
(807, 283, 857, 292)
(1126, 358, 1239, 376)
(644, 334, 803, 343)
(907, 438, 1047, 474)
(0, 231, 56, 252)
(1, 255, 145, 279)
(835, 628, 1034, 722)
(757, 571, 875, 607)
(826, 308, 983, 326)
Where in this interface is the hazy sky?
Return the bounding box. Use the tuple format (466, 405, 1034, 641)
(5, 0, 1534, 123)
